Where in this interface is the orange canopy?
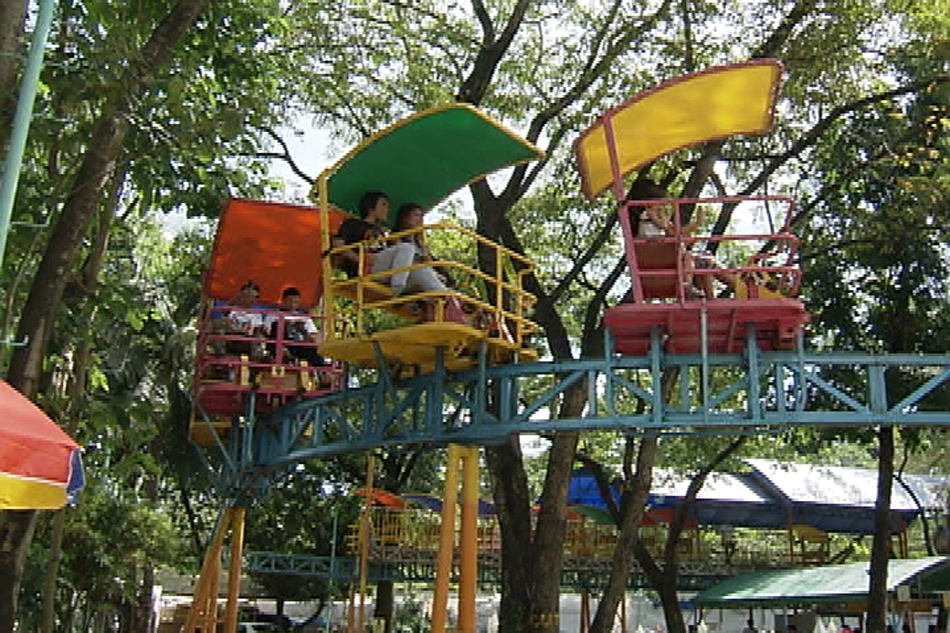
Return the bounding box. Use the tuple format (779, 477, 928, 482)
(203, 199, 346, 308)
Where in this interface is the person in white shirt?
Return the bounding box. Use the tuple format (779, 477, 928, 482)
(265, 286, 323, 366)
(221, 280, 266, 358)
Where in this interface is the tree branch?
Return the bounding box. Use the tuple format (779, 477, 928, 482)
(457, 0, 531, 104)
(715, 74, 950, 236)
(751, 0, 819, 59)
(250, 127, 316, 184)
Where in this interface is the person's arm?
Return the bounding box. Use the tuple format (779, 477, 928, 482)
(683, 205, 706, 236)
(646, 204, 675, 235)
(331, 235, 362, 269)
(302, 314, 320, 342)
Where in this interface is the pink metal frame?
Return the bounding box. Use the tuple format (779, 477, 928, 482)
(193, 302, 344, 419)
(618, 195, 803, 305)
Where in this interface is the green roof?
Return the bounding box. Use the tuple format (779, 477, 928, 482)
(695, 557, 950, 607)
(314, 104, 544, 222)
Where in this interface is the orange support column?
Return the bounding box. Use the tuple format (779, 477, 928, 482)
(458, 446, 480, 633)
(432, 444, 462, 633)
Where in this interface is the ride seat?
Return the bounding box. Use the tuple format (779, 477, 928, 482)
(332, 276, 422, 321)
(633, 241, 681, 299)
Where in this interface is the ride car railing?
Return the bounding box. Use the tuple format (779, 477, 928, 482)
(194, 300, 341, 392)
(325, 223, 539, 347)
(619, 195, 803, 304)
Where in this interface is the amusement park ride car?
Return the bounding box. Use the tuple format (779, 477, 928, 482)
(184, 61, 950, 633)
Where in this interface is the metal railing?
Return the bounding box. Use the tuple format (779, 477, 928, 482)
(325, 222, 539, 348)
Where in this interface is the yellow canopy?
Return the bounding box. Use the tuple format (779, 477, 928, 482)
(574, 60, 783, 200)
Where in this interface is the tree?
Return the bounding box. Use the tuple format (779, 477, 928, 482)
(0, 1, 228, 626)
(279, 1, 949, 630)
(801, 42, 950, 629)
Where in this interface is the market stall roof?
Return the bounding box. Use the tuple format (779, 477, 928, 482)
(569, 467, 781, 529)
(568, 461, 948, 534)
(745, 459, 923, 510)
(695, 557, 950, 607)
(649, 468, 782, 529)
(744, 459, 922, 533)
(402, 493, 496, 517)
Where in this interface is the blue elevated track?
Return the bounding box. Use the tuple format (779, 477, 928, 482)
(191, 328, 950, 504)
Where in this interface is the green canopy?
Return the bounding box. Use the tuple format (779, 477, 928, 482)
(568, 504, 616, 525)
(313, 104, 544, 222)
(695, 557, 950, 607)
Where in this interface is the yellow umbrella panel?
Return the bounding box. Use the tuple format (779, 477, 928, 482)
(574, 60, 783, 200)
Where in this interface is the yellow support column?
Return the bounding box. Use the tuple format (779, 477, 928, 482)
(432, 444, 462, 633)
(184, 507, 235, 632)
(349, 455, 375, 633)
(458, 446, 479, 633)
(224, 507, 246, 633)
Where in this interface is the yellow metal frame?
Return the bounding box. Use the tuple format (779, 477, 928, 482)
(432, 444, 480, 633)
(183, 506, 246, 633)
(319, 222, 539, 369)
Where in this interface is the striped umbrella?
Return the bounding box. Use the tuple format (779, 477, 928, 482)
(0, 380, 84, 509)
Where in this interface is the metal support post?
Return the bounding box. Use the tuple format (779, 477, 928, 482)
(0, 0, 57, 269)
(458, 445, 480, 633)
(432, 444, 462, 633)
(746, 324, 761, 424)
(650, 327, 663, 426)
(224, 507, 247, 633)
(700, 307, 709, 425)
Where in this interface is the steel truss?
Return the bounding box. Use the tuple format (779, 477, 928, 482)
(193, 329, 950, 502)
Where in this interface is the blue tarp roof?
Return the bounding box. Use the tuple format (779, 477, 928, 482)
(567, 459, 949, 534)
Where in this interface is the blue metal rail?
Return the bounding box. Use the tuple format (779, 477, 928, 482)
(238, 551, 726, 590)
(190, 333, 950, 501)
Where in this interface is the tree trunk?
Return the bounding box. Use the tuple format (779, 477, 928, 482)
(590, 438, 656, 633)
(41, 196, 107, 633)
(486, 437, 533, 632)
(530, 430, 580, 632)
(133, 563, 156, 633)
(0, 0, 27, 127)
(374, 580, 395, 633)
(0, 510, 39, 632)
(0, 2, 211, 629)
(40, 508, 66, 633)
(866, 425, 895, 633)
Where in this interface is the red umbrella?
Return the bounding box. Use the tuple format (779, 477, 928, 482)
(352, 488, 406, 509)
(0, 380, 84, 509)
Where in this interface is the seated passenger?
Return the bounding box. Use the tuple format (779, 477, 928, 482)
(387, 202, 466, 323)
(386, 203, 455, 295)
(217, 280, 267, 358)
(265, 286, 324, 366)
(333, 192, 465, 323)
(333, 190, 389, 278)
(628, 183, 723, 299)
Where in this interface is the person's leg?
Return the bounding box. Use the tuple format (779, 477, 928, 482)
(403, 267, 469, 323)
(371, 242, 415, 293)
(405, 266, 449, 294)
(693, 255, 715, 299)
